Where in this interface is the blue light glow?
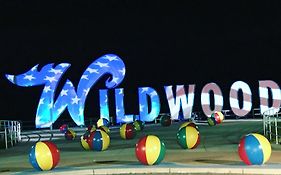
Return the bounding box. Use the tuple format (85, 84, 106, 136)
(138, 87, 160, 122)
(6, 54, 126, 128)
(115, 88, 134, 123)
(99, 89, 110, 121)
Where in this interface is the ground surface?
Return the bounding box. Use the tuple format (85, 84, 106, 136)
(1, 120, 281, 174)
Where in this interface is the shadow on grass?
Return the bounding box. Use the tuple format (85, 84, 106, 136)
(194, 159, 243, 165)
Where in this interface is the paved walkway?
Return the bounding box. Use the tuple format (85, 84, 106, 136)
(8, 162, 281, 175)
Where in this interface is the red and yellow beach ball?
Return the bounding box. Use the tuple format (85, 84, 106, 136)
(29, 141, 60, 171)
(135, 135, 166, 165)
(238, 133, 271, 165)
(120, 123, 136, 139)
(177, 126, 200, 149)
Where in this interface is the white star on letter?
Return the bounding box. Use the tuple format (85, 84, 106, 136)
(118, 68, 125, 76)
(141, 87, 149, 93)
(43, 86, 51, 93)
(39, 98, 44, 105)
(79, 108, 84, 116)
(6, 75, 14, 82)
(44, 76, 57, 83)
(119, 89, 123, 94)
(103, 55, 118, 61)
(61, 89, 68, 96)
(150, 91, 157, 97)
(140, 104, 144, 112)
(81, 75, 89, 80)
(49, 68, 63, 74)
(86, 68, 99, 74)
(72, 96, 81, 104)
(116, 108, 121, 114)
(24, 74, 36, 81)
(59, 63, 69, 68)
(94, 62, 109, 68)
(83, 88, 90, 95)
(66, 81, 73, 86)
(112, 77, 119, 84)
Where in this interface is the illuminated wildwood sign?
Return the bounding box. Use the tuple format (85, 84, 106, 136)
(6, 54, 281, 128)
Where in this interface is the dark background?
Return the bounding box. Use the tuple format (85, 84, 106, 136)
(0, 1, 280, 123)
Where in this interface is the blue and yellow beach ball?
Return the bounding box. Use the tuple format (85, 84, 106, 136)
(97, 118, 109, 128)
(238, 133, 271, 165)
(135, 135, 166, 165)
(177, 126, 200, 149)
(29, 141, 60, 171)
(87, 129, 110, 151)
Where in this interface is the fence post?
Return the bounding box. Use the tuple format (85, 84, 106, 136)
(4, 127, 7, 149)
(275, 116, 278, 144)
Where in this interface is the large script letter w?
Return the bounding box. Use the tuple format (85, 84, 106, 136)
(6, 54, 126, 128)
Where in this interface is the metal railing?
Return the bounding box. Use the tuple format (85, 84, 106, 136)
(0, 120, 21, 149)
(263, 108, 281, 144)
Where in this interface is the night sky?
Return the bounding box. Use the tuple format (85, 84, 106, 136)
(0, 1, 280, 123)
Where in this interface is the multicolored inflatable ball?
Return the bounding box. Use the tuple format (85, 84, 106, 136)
(207, 111, 224, 126)
(80, 135, 90, 150)
(238, 133, 271, 165)
(135, 135, 166, 165)
(120, 123, 136, 139)
(87, 129, 110, 151)
(29, 141, 60, 171)
(177, 126, 200, 149)
(59, 124, 68, 133)
(64, 129, 76, 140)
(87, 124, 96, 133)
(179, 121, 198, 131)
(211, 111, 224, 124)
(133, 120, 144, 131)
(97, 118, 109, 127)
(98, 126, 110, 134)
(160, 115, 172, 127)
(207, 117, 217, 126)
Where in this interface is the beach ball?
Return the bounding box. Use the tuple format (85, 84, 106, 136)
(98, 126, 110, 134)
(211, 111, 224, 124)
(64, 129, 76, 140)
(87, 129, 110, 151)
(120, 123, 136, 139)
(177, 126, 200, 149)
(29, 141, 60, 171)
(80, 134, 90, 150)
(59, 124, 68, 133)
(97, 118, 109, 127)
(238, 133, 271, 165)
(135, 135, 166, 165)
(87, 124, 96, 132)
(160, 115, 171, 127)
(207, 117, 217, 126)
(133, 120, 144, 131)
(179, 121, 198, 131)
